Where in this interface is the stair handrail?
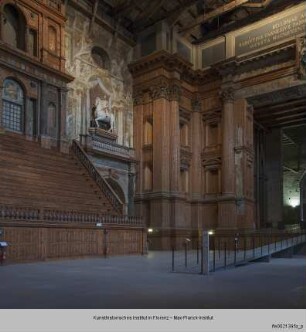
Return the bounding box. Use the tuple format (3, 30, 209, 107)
(70, 139, 124, 214)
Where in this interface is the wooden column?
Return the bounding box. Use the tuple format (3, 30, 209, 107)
(265, 128, 283, 228)
(169, 85, 180, 192)
(151, 88, 171, 192)
(0, 84, 3, 131)
(218, 88, 237, 229)
(234, 99, 255, 229)
(190, 98, 202, 230)
(133, 93, 144, 194)
(190, 98, 202, 197)
(221, 89, 235, 196)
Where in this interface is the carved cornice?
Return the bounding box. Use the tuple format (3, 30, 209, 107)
(248, 84, 306, 108)
(214, 39, 297, 79)
(129, 50, 192, 77)
(181, 68, 220, 85)
(0, 43, 74, 86)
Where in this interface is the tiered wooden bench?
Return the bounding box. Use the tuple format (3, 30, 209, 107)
(0, 132, 117, 215)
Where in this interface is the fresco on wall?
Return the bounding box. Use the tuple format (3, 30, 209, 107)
(65, 9, 134, 147)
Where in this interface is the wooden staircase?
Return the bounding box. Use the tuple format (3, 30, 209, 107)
(0, 132, 119, 215)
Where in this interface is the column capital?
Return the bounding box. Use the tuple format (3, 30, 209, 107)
(149, 80, 169, 100)
(247, 104, 254, 114)
(191, 97, 202, 112)
(149, 80, 181, 101)
(168, 83, 181, 102)
(220, 87, 235, 103)
(133, 89, 144, 106)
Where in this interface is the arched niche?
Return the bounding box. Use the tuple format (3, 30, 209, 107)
(2, 4, 26, 51)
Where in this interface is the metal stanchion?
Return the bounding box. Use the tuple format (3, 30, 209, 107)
(184, 242, 187, 268)
(213, 237, 216, 272)
(196, 242, 199, 265)
(172, 247, 175, 272)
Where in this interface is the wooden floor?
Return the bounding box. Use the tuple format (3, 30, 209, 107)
(0, 132, 117, 214)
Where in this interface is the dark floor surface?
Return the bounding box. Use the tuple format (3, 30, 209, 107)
(0, 252, 305, 309)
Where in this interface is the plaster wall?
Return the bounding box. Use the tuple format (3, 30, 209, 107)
(64, 7, 134, 147)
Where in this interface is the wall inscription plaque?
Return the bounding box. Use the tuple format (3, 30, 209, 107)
(235, 11, 306, 56)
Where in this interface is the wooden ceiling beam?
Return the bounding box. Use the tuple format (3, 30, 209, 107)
(113, 0, 142, 16)
(242, 0, 273, 8)
(255, 106, 306, 119)
(255, 99, 306, 114)
(167, 0, 200, 27)
(134, 0, 168, 28)
(270, 118, 306, 128)
(179, 0, 251, 34)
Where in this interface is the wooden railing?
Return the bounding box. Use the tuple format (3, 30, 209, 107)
(70, 139, 123, 214)
(0, 205, 144, 226)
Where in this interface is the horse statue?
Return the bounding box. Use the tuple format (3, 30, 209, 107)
(92, 96, 115, 132)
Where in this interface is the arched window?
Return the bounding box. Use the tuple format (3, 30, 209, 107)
(2, 78, 25, 132)
(48, 26, 57, 52)
(2, 4, 26, 51)
(91, 47, 110, 70)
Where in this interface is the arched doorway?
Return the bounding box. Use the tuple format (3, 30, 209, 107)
(2, 78, 25, 133)
(105, 177, 126, 204)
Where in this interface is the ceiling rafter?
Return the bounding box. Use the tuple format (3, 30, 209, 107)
(179, 0, 252, 35)
(166, 0, 200, 27)
(113, 0, 142, 17)
(133, 0, 168, 29)
(242, 0, 273, 8)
